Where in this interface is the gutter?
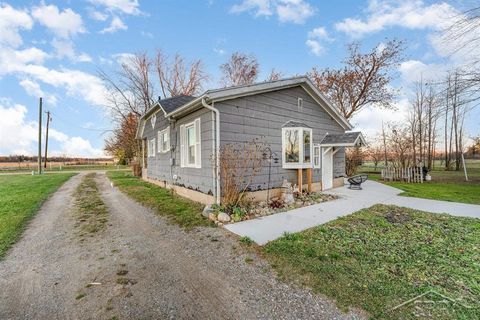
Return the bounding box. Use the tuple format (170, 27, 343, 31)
(201, 97, 221, 205)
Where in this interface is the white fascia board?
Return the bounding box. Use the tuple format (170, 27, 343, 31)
(165, 95, 206, 118)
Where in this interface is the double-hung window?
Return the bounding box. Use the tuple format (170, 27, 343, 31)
(158, 127, 170, 153)
(148, 138, 155, 157)
(281, 126, 313, 168)
(179, 118, 201, 168)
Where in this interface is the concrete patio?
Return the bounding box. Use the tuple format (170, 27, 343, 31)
(225, 181, 480, 245)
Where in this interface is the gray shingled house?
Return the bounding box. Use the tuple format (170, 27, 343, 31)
(136, 77, 365, 205)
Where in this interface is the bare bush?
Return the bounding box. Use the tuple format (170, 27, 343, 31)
(345, 146, 363, 176)
(217, 138, 268, 206)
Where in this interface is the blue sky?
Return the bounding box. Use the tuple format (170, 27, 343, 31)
(0, 0, 478, 157)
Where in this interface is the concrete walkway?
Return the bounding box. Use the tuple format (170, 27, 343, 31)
(225, 181, 480, 245)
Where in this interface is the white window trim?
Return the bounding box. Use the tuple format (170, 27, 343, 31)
(313, 144, 321, 169)
(158, 126, 170, 153)
(148, 138, 155, 157)
(281, 127, 313, 169)
(180, 118, 201, 168)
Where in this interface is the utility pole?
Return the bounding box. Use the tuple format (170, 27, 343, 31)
(37, 97, 43, 174)
(44, 111, 51, 169)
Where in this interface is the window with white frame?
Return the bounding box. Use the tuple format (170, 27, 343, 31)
(148, 138, 155, 157)
(158, 127, 170, 153)
(282, 127, 313, 168)
(313, 144, 321, 168)
(180, 118, 201, 168)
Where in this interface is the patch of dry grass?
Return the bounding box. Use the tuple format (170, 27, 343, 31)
(74, 173, 108, 237)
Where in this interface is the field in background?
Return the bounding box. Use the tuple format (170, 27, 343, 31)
(0, 173, 76, 258)
(359, 159, 480, 204)
(0, 161, 129, 173)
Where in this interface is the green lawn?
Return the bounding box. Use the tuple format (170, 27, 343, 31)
(263, 205, 480, 319)
(107, 171, 211, 229)
(0, 173, 76, 258)
(359, 160, 480, 205)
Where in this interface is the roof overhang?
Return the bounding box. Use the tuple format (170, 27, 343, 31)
(165, 77, 352, 130)
(136, 76, 354, 139)
(319, 131, 367, 147)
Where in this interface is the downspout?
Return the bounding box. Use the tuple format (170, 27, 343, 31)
(201, 98, 221, 205)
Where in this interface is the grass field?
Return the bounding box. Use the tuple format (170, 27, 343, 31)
(0, 163, 129, 173)
(0, 173, 76, 258)
(264, 204, 480, 319)
(107, 171, 211, 229)
(359, 159, 480, 204)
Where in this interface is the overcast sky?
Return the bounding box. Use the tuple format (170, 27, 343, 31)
(0, 0, 479, 157)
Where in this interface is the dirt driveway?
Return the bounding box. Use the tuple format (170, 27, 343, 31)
(0, 172, 364, 320)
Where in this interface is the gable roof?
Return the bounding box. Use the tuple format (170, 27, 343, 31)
(137, 77, 353, 138)
(319, 132, 366, 147)
(159, 95, 196, 113)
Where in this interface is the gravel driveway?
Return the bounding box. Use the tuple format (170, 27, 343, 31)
(0, 172, 364, 320)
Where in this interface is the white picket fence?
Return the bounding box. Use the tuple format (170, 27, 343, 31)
(381, 166, 424, 183)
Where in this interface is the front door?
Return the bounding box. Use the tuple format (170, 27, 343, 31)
(322, 147, 333, 190)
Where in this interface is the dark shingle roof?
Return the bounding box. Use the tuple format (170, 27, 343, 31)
(282, 120, 311, 128)
(159, 95, 196, 113)
(320, 132, 363, 145)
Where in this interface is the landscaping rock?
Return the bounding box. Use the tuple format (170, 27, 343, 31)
(217, 212, 231, 223)
(202, 205, 214, 218)
(208, 212, 217, 221)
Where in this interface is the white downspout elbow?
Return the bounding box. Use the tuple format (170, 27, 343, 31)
(201, 98, 221, 205)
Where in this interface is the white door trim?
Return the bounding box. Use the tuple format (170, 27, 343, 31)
(322, 147, 333, 190)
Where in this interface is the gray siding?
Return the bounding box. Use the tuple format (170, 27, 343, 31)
(217, 85, 346, 191)
(142, 108, 215, 195)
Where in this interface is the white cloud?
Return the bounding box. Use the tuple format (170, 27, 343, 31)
(306, 26, 331, 56)
(50, 39, 92, 62)
(276, 0, 314, 24)
(399, 59, 449, 84)
(31, 4, 85, 39)
(90, 10, 109, 21)
(0, 100, 105, 157)
(351, 98, 410, 139)
(213, 48, 226, 55)
(335, 0, 457, 37)
(0, 102, 37, 155)
(0, 47, 49, 76)
(231, 0, 273, 17)
(88, 0, 141, 15)
(101, 16, 128, 33)
(19, 79, 57, 106)
(77, 53, 93, 62)
(231, 0, 314, 24)
(51, 39, 76, 59)
(112, 52, 135, 65)
(0, 3, 33, 48)
(54, 136, 105, 158)
(18, 65, 109, 106)
(306, 40, 324, 56)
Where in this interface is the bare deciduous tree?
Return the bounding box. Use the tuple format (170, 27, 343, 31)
(220, 52, 259, 87)
(266, 68, 283, 81)
(100, 51, 208, 164)
(308, 39, 405, 119)
(155, 50, 208, 98)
